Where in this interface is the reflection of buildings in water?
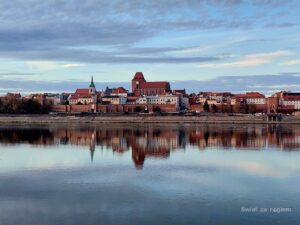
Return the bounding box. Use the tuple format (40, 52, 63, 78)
(267, 125, 300, 150)
(1, 125, 300, 168)
(189, 126, 268, 150)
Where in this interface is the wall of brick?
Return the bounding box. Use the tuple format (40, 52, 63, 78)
(190, 104, 204, 112)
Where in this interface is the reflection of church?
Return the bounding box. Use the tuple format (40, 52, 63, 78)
(53, 126, 182, 167)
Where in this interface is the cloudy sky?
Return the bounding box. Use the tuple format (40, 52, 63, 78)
(0, 0, 300, 94)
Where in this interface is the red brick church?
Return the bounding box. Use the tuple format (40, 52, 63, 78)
(132, 72, 170, 96)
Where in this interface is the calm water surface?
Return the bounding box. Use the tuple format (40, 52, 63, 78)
(0, 124, 300, 225)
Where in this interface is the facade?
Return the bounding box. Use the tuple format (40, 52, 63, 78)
(102, 95, 127, 105)
(132, 72, 170, 96)
(195, 92, 232, 105)
(136, 95, 180, 110)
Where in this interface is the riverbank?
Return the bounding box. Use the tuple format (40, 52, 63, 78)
(0, 113, 300, 124)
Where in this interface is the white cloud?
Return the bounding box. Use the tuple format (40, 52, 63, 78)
(281, 59, 300, 66)
(26, 61, 85, 72)
(170, 46, 212, 54)
(26, 61, 60, 72)
(197, 50, 292, 68)
(63, 63, 85, 68)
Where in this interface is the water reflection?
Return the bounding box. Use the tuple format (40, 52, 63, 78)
(0, 124, 299, 168)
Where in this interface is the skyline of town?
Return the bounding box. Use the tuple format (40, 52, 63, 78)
(2, 72, 300, 96)
(1, 71, 300, 115)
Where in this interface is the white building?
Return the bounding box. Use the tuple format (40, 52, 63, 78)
(136, 95, 180, 109)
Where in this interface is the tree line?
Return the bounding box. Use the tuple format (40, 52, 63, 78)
(0, 97, 49, 114)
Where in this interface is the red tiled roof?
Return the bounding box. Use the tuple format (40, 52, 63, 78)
(75, 89, 89, 95)
(140, 81, 170, 89)
(112, 87, 128, 94)
(132, 72, 146, 81)
(70, 93, 94, 100)
(234, 92, 265, 98)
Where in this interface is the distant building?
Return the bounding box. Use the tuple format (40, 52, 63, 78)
(111, 87, 128, 96)
(269, 91, 300, 113)
(69, 76, 98, 105)
(196, 92, 232, 105)
(136, 95, 179, 109)
(280, 92, 300, 110)
(5, 93, 21, 99)
(102, 95, 127, 105)
(231, 92, 266, 105)
(132, 72, 170, 96)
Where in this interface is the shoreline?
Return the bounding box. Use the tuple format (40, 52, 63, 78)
(0, 114, 299, 124)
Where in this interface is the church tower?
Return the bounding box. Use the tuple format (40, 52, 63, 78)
(131, 72, 146, 94)
(89, 76, 96, 95)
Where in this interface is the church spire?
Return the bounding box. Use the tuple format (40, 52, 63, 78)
(89, 76, 95, 88)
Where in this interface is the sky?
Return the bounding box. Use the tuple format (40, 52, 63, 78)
(0, 0, 300, 94)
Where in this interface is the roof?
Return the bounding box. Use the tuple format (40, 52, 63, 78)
(140, 81, 170, 89)
(70, 88, 95, 100)
(75, 89, 90, 95)
(132, 72, 146, 81)
(70, 94, 94, 100)
(283, 95, 300, 101)
(112, 87, 128, 94)
(234, 92, 265, 99)
(173, 89, 186, 95)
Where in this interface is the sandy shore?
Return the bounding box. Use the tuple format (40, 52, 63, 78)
(0, 114, 299, 124)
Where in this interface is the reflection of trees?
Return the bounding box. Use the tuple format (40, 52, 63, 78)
(0, 129, 54, 145)
(1, 124, 300, 167)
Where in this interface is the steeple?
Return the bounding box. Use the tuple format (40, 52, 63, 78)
(89, 76, 96, 95)
(89, 76, 95, 88)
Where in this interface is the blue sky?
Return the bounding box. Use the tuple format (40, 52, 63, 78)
(0, 0, 300, 94)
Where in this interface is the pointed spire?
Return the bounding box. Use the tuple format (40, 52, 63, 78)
(89, 75, 95, 88)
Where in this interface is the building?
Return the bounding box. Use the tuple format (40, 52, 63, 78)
(102, 95, 127, 105)
(231, 92, 266, 105)
(69, 76, 98, 105)
(111, 87, 128, 96)
(230, 92, 267, 113)
(280, 92, 300, 110)
(5, 93, 21, 99)
(132, 72, 170, 96)
(268, 92, 300, 113)
(136, 95, 180, 110)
